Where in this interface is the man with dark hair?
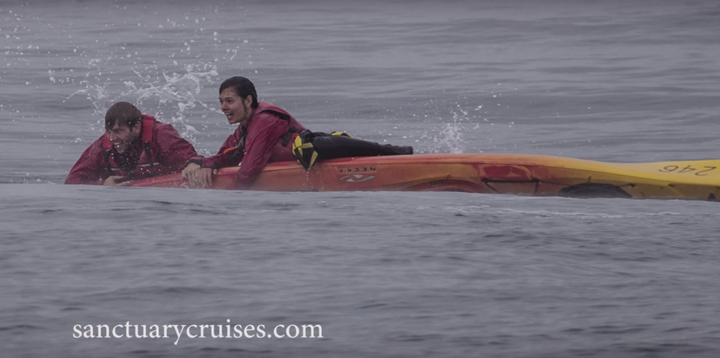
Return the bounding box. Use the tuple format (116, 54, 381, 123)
(65, 101, 199, 186)
(182, 76, 412, 189)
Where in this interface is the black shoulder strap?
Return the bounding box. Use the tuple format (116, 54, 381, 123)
(260, 108, 299, 147)
(281, 126, 300, 147)
(103, 150, 113, 177)
(143, 143, 157, 176)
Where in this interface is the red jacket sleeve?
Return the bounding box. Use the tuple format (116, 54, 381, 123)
(152, 123, 199, 172)
(234, 113, 290, 188)
(65, 137, 106, 185)
(196, 126, 245, 169)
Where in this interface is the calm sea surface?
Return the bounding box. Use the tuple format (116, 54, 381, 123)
(1, 1, 719, 357)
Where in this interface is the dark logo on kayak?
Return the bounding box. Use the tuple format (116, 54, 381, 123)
(339, 174, 376, 183)
(658, 164, 716, 176)
(338, 166, 376, 174)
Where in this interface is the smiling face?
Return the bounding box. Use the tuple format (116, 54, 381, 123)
(219, 88, 254, 126)
(106, 121, 141, 154)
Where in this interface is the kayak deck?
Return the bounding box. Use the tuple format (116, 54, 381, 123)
(131, 154, 720, 201)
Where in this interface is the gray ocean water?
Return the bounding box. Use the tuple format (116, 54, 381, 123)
(2, 1, 720, 357)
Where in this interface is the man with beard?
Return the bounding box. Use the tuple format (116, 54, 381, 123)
(65, 102, 199, 186)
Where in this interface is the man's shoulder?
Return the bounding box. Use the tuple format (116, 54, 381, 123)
(151, 120, 182, 138)
(77, 135, 107, 158)
(151, 119, 176, 130)
(89, 134, 107, 149)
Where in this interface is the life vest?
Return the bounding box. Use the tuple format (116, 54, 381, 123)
(101, 115, 167, 180)
(222, 102, 302, 157)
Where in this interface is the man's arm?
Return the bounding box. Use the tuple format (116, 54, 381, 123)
(65, 139, 106, 185)
(182, 126, 245, 188)
(153, 123, 199, 172)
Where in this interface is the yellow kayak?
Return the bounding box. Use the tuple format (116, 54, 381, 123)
(132, 154, 720, 201)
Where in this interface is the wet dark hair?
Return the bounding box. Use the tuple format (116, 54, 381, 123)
(219, 76, 258, 109)
(105, 102, 142, 131)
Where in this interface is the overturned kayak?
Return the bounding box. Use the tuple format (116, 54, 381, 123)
(131, 154, 720, 201)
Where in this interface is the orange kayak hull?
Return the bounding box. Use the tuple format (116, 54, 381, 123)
(131, 154, 720, 200)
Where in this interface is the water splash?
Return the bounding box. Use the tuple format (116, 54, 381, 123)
(122, 63, 219, 140)
(67, 84, 112, 122)
(426, 105, 470, 154)
(67, 63, 219, 143)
